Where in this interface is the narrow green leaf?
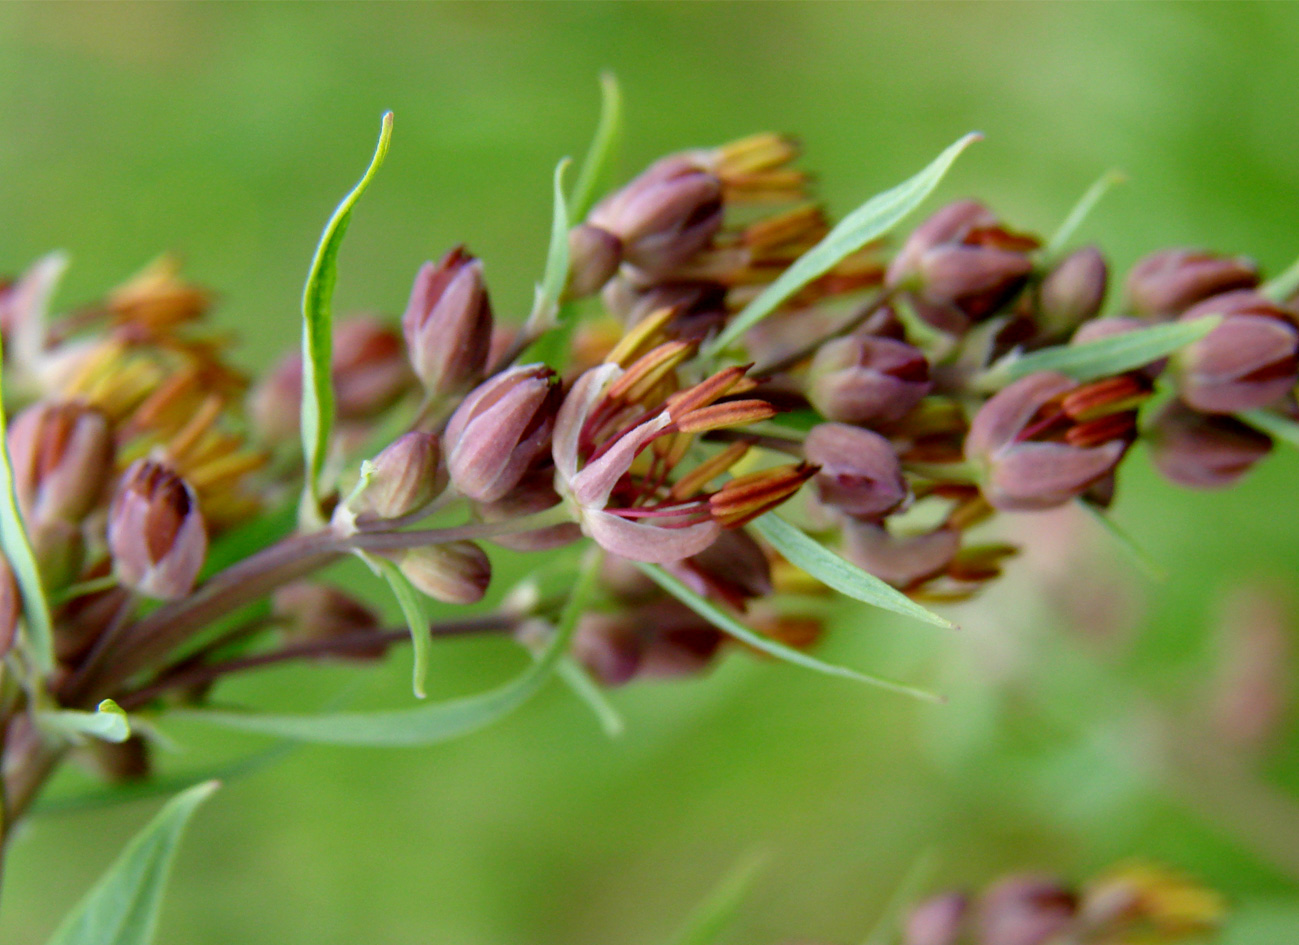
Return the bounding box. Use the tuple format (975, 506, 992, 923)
(368, 554, 432, 700)
(569, 72, 623, 220)
(299, 111, 394, 525)
(40, 699, 132, 744)
(704, 133, 981, 357)
(529, 157, 573, 329)
(1240, 407, 1299, 449)
(980, 315, 1219, 389)
(1043, 170, 1126, 260)
(0, 331, 55, 673)
(752, 513, 955, 630)
(1262, 253, 1299, 304)
(178, 550, 603, 746)
(557, 656, 624, 737)
(860, 850, 940, 945)
(1075, 500, 1167, 582)
(668, 851, 767, 945)
(44, 780, 219, 945)
(638, 563, 941, 702)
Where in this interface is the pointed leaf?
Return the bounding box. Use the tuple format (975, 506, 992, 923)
(1042, 170, 1125, 260)
(667, 851, 767, 945)
(752, 513, 954, 629)
(704, 133, 981, 356)
(979, 315, 1220, 389)
(0, 330, 55, 673)
(637, 562, 941, 702)
(570, 72, 623, 220)
(367, 553, 432, 700)
(44, 781, 219, 945)
(557, 656, 625, 737)
(40, 699, 132, 744)
(177, 550, 603, 746)
(299, 111, 394, 525)
(529, 157, 573, 329)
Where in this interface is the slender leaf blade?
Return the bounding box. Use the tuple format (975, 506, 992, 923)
(1240, 408, 1299, 449)
(178, 551, 603, 746)
(369, 554, 432, 700)
(752, 514, 955, 630)
(557, 656, 624, 737)
(41, 699, 132, 744)
(1043, 170, 1125, 260)
(0, 331, 55, 673)
(1075, 500, 1166, 581)
(668, 851, 766, 945)
(705, 133, 981, 356)
(638, 563, 940, 702)
(44, 781, 219, 945)
(530, 157, 573, 328)
(299, 111, 394, 524)
(981, 316, 1219, 389)
(570, 72, 623, 220)
(1263, 253, 1299, 304)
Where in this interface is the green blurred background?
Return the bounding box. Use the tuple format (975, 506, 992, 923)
(2, 2, 1299, 942)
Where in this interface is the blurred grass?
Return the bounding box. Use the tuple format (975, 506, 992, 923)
(3, 2, 1299, 943)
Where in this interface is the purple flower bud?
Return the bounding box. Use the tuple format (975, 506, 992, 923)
(602, 276, 730, 342)
(573, 613, 643, 686)
(401, 247, 493, 396)
(976, 875, 1078, 945)
(637, 601, 725, 680)
(966, 371, 1128, 511)
(1173, 291, 1299, 414)
(8, 401, 114, 526)
(273, 581, 389, 660)
(1038, 245, 1108, 337)
(804, 422, 907, 520)
(666, 528, 773, 610)
(588, 155, 723, 277)
(398, 541, 491, 605)
(903, 893, 969, 945)
(0, 561, 19, 660)
(445, 365, 562, 502)
(107, 460, 208, 599)
(566, 224, 623, 299)
(807, 336, 932, 425)
(473, 466, 582, 552)
(1147, 402, 1272, 489)
(353, 432, 446, 521)
(842, 521, 959, 588)
(1125, 248, 1259, 319)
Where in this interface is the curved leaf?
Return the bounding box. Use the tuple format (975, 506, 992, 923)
(752, 513, 955, 630)
(299, 111, 394, 525)
(1042, 170, 1125, 260)
(45, 781, 219, 945)
(704, 133, 981, 357)
(365, 553, 432, 700)
(570, 71, 623, 220)
(530, 157, 573, 329)
(40, 699, 132, 744)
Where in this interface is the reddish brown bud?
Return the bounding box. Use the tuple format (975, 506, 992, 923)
(351, 432, 446, 521)
(444, 365, 562, 502)
(804, 422, 907, 520)
(1174, 291, 1299, 414)
(977, 876, 1078, 945)
(399, 541, 491, 605)
(1038, 245, 1107, 336)
(589, 156, 723, 276)
(402, 248, 493, 396)
(666, 527, 773, 610)
(566, 224, 623, 299)
(807, 336, 932, 425)
(8, 401, 113, 526)
(273, 581, 389, 660)
(107, 460, 207, 599)
(904, 893, 969, 945)
(1147, 402, 1272, 489)
(1125, 248, 1259, 319)
(602, 277, 730, 341)
(842, 521, 959, 588)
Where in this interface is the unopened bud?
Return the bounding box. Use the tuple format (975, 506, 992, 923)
(807, 336, 932, 425)
(1174, 292, 1299, 414)
(398, 541, 491, 605)
(1038, 245, 1107, 336)
(804, 422, 907, 520)
(351, 432, 445, 521)
(107, 460, 208, 599)
(1125, 248, 1259, 319)
(445, 365, 562, 502)
(667, 527, 773, 609)
(8, 401, 113, 526)
(904, 893, 969, 945)
(0, 561, 19, 660)
(473, 466, 582, 551)
(602, 277, 730, 340)
(842, 521, 959, 588)
(977, 875, 1078, 945)
(588, 156, 723, 276)
(573, 613, 642, 686)
(273, 581, 389, 660)
(1147, 402, 1272, 489)
(401, 247, 493, 396)
(566, 224, 623, 299)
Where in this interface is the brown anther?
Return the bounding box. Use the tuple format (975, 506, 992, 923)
(674, 399, 776, 434)
(945, 495, 994, 532)
(605, 340, 695, 406)
(1061, 375, 1151, 422)
(604, 307, 676, 367)
(668, 442, 750, 501)
(742, 204, 829, 254)
(665, 365, 752, 418)
(946, 543, 1018, 582)
(1065, 412, 1137, 448)
(710, 133, 800, 176)
(709, 462, 817, 528)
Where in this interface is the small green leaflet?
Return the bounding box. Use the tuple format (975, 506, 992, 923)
(529, 157, 573, 330)
(44, 781, 219, 945)
(569, 72, 623, 220)
(666, 851, 766, 945)
(979, 315, 1220, 390)
(299, 111, 394, 527)
(0, 330, 55, 673)
(637, 562, 940, 702)
(558, 656, 625, 737)
(177, 549, 603, 746)
(1240, 408, 1299, 449)
(1042, 169, 1125, 261)
(704, 133, 981, 357)
(366, 553, 432, 700)
(752, 513, 955, 630)
(1262, 252, 1299, 304)
(40, 699, 132, 744)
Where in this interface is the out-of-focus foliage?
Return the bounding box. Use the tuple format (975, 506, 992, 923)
(2, 4, 1298, 944)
